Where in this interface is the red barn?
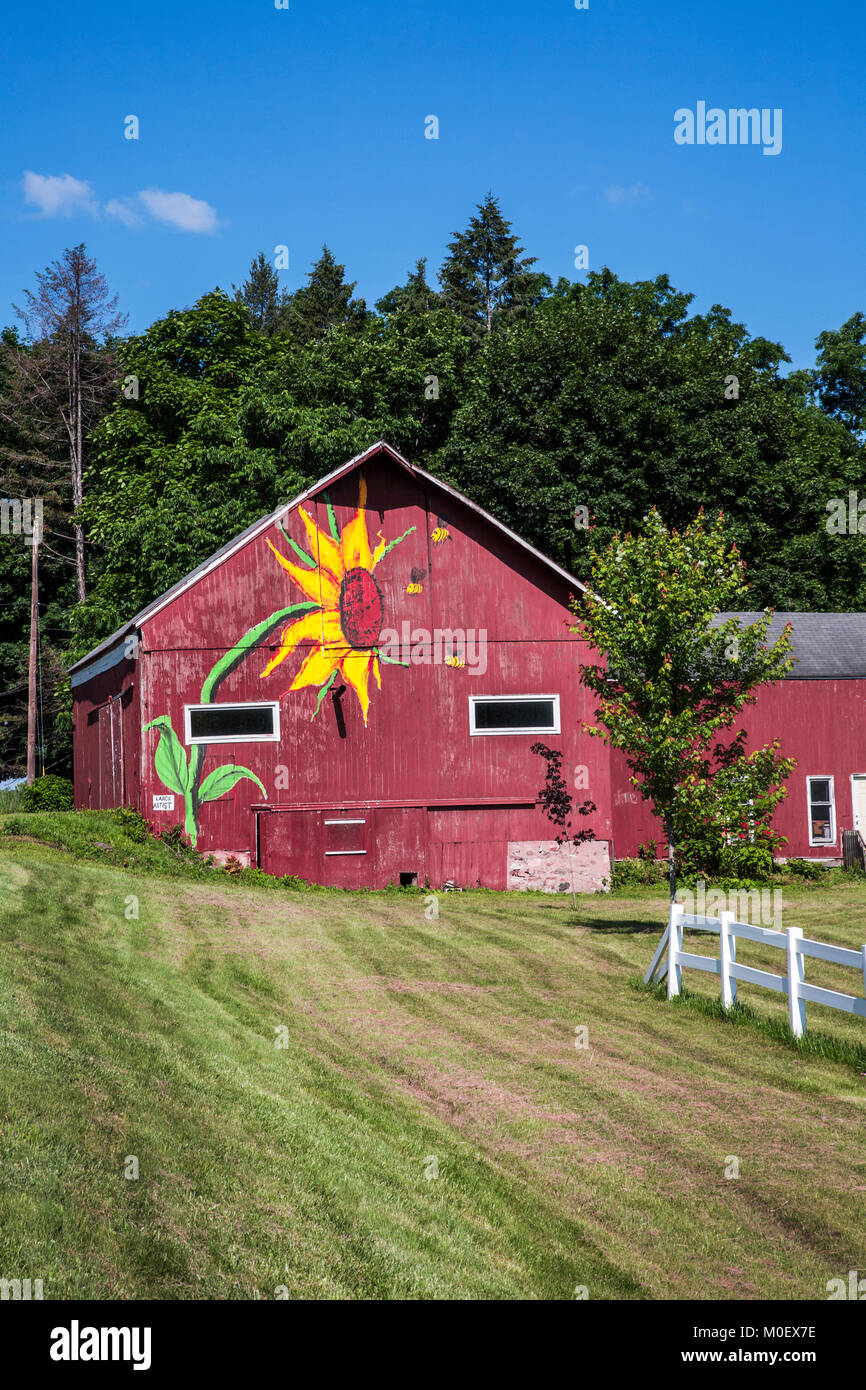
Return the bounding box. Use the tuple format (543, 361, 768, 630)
(70, 443, 866, 885)
(612, 612, 866, 865)
(70, 442, 613, 891)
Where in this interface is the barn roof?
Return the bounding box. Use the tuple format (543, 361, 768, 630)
(717, 611, 866, 679)
(69, 441, 587, 677)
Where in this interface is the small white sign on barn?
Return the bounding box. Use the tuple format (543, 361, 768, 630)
(152, 794, 175, 811)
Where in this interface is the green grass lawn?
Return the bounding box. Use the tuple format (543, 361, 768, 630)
(1, 816, 865, 1300)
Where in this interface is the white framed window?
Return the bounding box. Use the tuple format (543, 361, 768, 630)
(324, 818, 367, 856)
(469, 694, 560, 737)
(184, 701, 280, 745)
(806, 776, 836, 846)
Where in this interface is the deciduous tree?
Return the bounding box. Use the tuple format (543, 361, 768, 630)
(576, 509, 795, 900)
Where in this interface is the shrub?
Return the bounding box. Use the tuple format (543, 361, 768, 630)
(785, 857, 826, 881)
(108, 806, 149, 843)
(19, 775, 74, 813)
(154, 823, 200, 859)
(613, 857, 668, 887)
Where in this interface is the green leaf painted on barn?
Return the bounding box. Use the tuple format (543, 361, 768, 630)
(198, 765, 266, 804)
(143, 717, 189, 796)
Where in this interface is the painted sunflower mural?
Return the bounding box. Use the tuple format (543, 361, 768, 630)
(261, 476, 414, 724)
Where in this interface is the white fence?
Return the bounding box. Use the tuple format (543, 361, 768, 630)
(645, 903, 866, 1037)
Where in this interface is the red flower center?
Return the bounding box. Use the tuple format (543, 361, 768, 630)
(339, 567, 383, 650)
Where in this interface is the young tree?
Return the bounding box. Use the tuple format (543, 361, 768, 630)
(575, 509, 795, 901)
(281, 246, 369, 343)
(234, 251, 286, 336)
(438, 193, 550, 336)
(9, 245, 126, 601)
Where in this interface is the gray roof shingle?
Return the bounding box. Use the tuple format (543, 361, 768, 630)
(718, 612, 866, 679)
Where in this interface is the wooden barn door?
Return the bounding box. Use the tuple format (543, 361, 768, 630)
(97, 698, 124, 806)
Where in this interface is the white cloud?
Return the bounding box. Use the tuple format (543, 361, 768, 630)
(137, 187, 218, 233)
(22, 171, 98, 218)
(105, 197, 143, 229)
(604, 181, 651, 206)
(21, 172, 219, 233)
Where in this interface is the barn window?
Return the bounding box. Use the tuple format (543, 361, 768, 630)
(807, 776, 835, 846)
(324, 818, 367, 856)
(184, 702, 280, 744)
(469, 695, 560, 736)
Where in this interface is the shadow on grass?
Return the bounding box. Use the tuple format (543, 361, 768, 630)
(574, 918, 664, 934)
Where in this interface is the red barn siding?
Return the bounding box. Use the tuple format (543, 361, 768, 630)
(611, 679, 866, 862)
(72, 658, 140, 810)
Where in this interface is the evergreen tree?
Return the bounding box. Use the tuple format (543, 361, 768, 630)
(376, 258, 441, 316)
(281, 246, 369, 343)
(234, 251, 285, 336)
(438, 193, 550, 336)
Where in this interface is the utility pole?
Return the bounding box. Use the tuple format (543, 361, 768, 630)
(26, 512, 40, 783)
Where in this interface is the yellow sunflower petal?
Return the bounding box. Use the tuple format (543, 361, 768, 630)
(290, 644, 343, 693)
(340, 511, 373, 572)
(260, 609, 321, 679)
(340, 649, 373, 724)
(298, 506, 344, 583)
(340, 475, 374, 571)
(260, 608, 344, 679)
(266, 538, 340, 607)
(372, 654, 381, 689)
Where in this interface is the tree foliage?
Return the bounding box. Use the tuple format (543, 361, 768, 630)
(576, 509, 796, 898)
(280, 246, 369, 343)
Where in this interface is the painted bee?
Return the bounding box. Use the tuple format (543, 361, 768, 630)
(406, 566, 426, 595)
(431, 517, 451, 544)
(444, 653, 465, 669)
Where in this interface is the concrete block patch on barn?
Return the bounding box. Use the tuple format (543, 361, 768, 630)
(507, 839, 611, 892)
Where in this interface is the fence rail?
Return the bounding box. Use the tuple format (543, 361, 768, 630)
(645, 904, 866, 1037)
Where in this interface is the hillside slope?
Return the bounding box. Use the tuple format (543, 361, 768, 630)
(1, 835, 865, 1299)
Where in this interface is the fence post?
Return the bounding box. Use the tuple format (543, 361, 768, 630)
(720, 910, 737, 1009)
(667, 902, 684, 999)
(787, 927, 806, 1038)
(862, 943, 866, 1000)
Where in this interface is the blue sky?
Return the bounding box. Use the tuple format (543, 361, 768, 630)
(2, 0, 863, 368)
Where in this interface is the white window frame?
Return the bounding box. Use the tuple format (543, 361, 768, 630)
(806, 775, 836, 847)
(324, 817, 367, 856)
(184, 701, 280, 746)
(468, 693, 561, 737)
